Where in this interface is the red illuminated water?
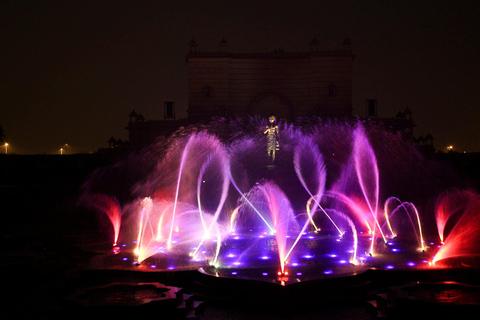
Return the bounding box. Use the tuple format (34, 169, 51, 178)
(79, 117, 480, 280)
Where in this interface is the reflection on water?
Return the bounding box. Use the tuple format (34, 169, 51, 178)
(412, 282, 480, 305)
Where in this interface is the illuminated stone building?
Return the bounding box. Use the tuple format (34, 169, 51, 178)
(186, 38, 355, 122)
(126, 38, 355, 149)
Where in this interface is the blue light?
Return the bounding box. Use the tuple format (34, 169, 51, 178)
(323, 270, 333, 275)
(150, 265, 157, 268)
(122, 257, 128, 261)
(296, 272, 302, 276)
(262, 272, 268, 276)
(231, 272, 238, 275)
(260, 256, 270, 260)
(385, 265, 395, 269)
(407, 262, 416, 267)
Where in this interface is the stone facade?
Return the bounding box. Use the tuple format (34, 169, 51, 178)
(186, 39, 354, 122)
(126, 38, 359, 150)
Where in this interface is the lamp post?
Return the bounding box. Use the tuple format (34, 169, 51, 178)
(60, 147, 63, 155)
(4, 143, 8, 154)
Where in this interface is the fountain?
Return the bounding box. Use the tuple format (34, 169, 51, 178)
(79, 116, 480, 304)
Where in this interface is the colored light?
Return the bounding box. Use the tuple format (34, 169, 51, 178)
(323, 270, 333, 275)
(262, 272, 268, 276)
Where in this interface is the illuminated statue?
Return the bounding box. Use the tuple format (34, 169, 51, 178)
(264, 114, 279, 162)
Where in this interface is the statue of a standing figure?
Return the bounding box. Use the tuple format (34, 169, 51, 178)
(264, 114, 279, 162)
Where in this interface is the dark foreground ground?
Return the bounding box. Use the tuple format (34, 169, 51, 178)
(1, 153, 480, 319)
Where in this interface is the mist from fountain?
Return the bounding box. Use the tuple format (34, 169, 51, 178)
(79, 116, 480, 280)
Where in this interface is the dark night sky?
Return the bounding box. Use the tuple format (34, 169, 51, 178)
(1, 1, 479, 154)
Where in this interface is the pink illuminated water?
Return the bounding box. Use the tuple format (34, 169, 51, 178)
(433, 190, 480, 265)
(80, 117, 480, 279)
(81, 193, 122, 245)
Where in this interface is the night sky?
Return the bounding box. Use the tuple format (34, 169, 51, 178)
(2, 1, 479, 154)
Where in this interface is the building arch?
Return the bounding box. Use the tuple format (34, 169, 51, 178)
(247, 93, 293, 121)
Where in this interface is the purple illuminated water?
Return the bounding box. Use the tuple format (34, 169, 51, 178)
(80, 117, 480, 282)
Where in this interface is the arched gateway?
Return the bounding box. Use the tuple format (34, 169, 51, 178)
(248, 93, 293, 121)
